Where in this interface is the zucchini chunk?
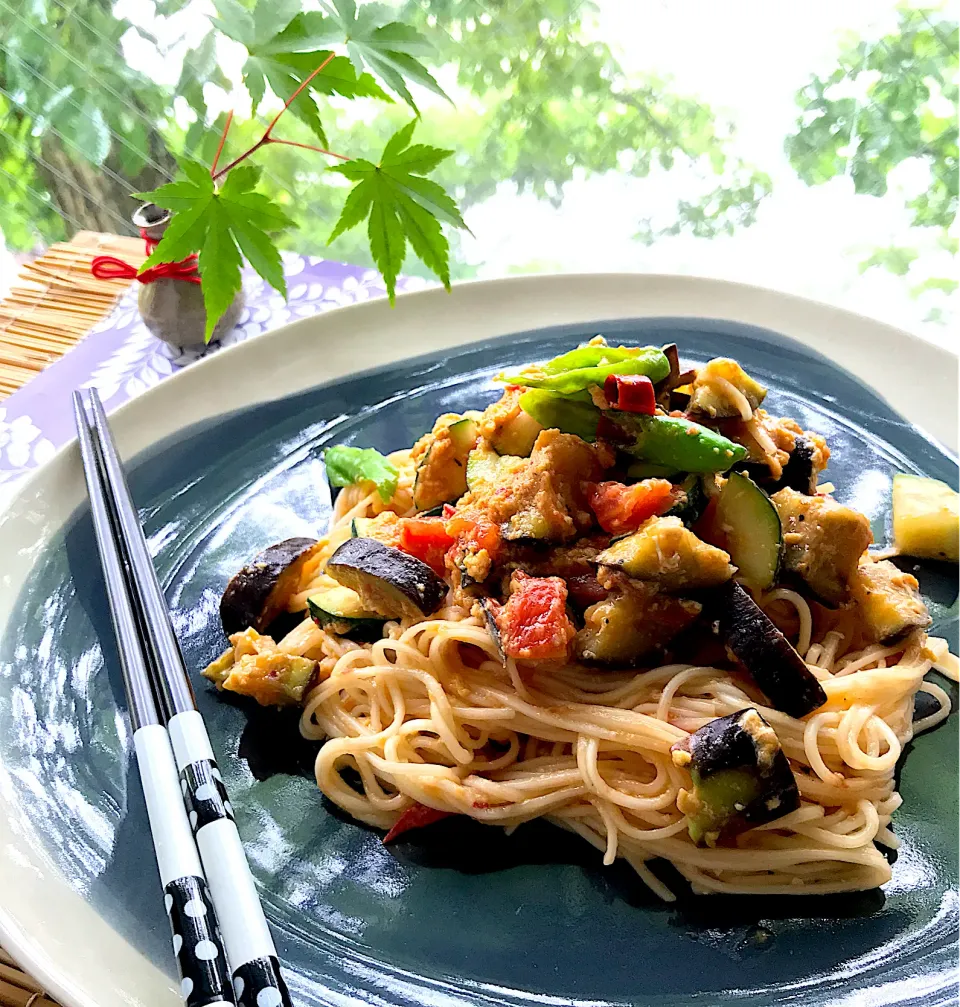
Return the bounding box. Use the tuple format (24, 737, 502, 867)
(349, 512, 401, 547)
(892, 473, 959, 563)
(671, 708, 799, 846)
(489, 407, 543, 457)
(326, 538, 447, 619)
(597, 516, 734, 592)
(220, 537, 320, 636)
(307, 586, 387, 639)
(714, 472, 782, 591)
(710, 581, 827, 718)
(413, 417, 479, 510)
(203, 630, 317, 707)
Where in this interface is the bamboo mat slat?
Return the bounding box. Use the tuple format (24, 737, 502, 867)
(0, 948, 59, 1007)
(0, 231, 144, 400)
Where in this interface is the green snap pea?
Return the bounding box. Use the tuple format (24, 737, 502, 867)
(499, 346, 669, 393)
(518, 390, 601, 441)
(611, 411, 747, 473)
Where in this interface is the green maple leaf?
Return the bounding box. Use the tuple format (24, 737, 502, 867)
(134, 161, 295, 343)
(327, 120, 467, 303)
(243, 48, 390, 145)
(300, 1, 450, 113)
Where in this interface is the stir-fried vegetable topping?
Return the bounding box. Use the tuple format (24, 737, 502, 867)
(324, 446, 399, 502)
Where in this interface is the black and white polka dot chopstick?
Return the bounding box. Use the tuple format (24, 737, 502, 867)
(74, 389, 292, 1007)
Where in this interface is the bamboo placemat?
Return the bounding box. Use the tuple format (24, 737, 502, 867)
(0, 231, 143, 400)
(0, 947, 60, 1007)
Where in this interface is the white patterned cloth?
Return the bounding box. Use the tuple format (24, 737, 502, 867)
(0, 255, 427, 490)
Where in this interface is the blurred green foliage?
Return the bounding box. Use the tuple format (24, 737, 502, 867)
(1, 0, 768, 273)
(785, 4, 957, 304)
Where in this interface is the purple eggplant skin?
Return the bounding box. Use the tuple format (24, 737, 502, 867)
(735, 435, 818, 496)
(671, 707, 800, 841)
(220, 537, 320, 636)
(711, 580, 827, 718)
(326, 538, 447, 618)
(480, 598, 506, 663)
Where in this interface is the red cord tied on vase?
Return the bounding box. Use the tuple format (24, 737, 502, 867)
(90, 228, 201, 285)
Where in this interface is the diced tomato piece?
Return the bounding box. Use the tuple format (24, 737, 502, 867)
(441, 503, 457, 519)
(383, 803, 453, 843)
(587, 479, 675, 535)
(603, 373, 657, 414)
(495, 572, 576, 661)
(445, 516, 502, 559)
(399, 517, 454, 575)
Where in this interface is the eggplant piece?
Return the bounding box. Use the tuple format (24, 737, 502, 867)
(851, 557, 931, 643)
(220, 537, 320, 636)
(735, 434, 819, 495)
(665, 474, 708, 527)
(654, 343, 696, 410)
(709, 581, 826, 717)
(670, 708, 800, 846)
(772, 488, 872, 605)
(597, 517, 734, 592)
(480, 598, 506, 662)
(326, 537, 447, 619)
(575, 583, 702, 664)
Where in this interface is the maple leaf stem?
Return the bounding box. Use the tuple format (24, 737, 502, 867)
(264, 51, 337, 138)
(266, 137, 351, 161)
(211, 52, 341, 182)
(210, 110, 234, 177)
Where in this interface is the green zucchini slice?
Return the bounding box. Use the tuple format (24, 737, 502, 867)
(715, 471, 782, 591)
(307, 586, 387, 639)
(489, 408, 542, 456)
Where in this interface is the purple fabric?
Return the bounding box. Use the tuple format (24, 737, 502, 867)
(0, 256, 426, 487)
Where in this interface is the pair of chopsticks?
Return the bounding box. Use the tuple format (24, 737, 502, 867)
(73, 389, 292, 1007)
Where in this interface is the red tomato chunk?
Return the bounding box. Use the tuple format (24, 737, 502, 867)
(495, 572, 576, 661)
(398, 517, 454, 575)
(587, 479, 675, 535)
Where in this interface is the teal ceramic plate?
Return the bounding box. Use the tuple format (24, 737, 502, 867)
(0, 276, 955, 1007)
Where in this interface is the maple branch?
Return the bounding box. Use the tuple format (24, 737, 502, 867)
(264, 51, 337, 138)
(210, 110, 234, 177)
(266, 137, 351, 161)
(212, 52, 340, 182)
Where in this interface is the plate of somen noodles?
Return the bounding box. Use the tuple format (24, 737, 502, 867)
(0, 275, 956, 1007)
